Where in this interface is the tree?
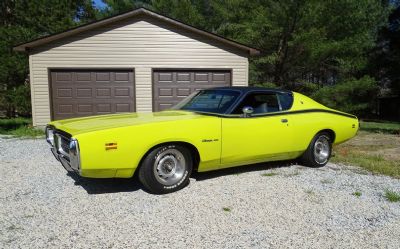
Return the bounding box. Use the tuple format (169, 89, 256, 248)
(211, 0, 387, 89)
(369, 2, 400, 96)
(0, 0, 97, 117)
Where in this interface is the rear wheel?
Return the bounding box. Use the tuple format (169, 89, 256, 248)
(138, 144, 192, 194)
(300, 132, 332, 167)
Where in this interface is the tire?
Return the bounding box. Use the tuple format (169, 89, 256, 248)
(138, 144, 193, 194)
(300, 132, 332, 167)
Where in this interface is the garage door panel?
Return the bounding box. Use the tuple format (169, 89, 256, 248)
(57, 88, 73, 98)
(97, 103, 112, 113)
(58, 104, 73, 114)
(76, 88, 92, 98)
(115, 72, 130, 82)
(51, 70, 135, 120)
(114, 88, 131, 97)
(76, 72, 91, 81)
(77, 104, 93, 114)
(153, 70, 231, 111)
(176, 88, 190, 97)
(158, 73, 173, 82)
(55, 72, 72, 82)
(176, 73, 191, 82)
(95, 72, 111, 81)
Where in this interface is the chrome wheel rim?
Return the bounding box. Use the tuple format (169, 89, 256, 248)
(153, 148, 186, 185)
(314, 135, 330, 164)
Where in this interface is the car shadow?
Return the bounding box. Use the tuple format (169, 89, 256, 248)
(67, 172, 143, 194)
(67, 160, 298, 195)
(192, 160, 296, 181)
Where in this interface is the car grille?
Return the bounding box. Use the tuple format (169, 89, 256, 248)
(60, 137, 70, 154)
(55, 132, 71, 158)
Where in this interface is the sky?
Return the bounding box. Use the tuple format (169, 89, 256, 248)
(93, 0, 107, 9)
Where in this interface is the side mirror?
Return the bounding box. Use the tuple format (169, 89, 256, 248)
(242, 106, 254, 117)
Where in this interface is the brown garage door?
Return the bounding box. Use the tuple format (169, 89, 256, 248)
(153, 70, 231, 111)
(50, 69, 135, 120)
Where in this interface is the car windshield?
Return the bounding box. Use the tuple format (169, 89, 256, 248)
(173, 89, 241, 114)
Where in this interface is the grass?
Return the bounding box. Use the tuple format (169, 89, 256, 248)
(333, 151, 400, 178)
(261, 172, 278, 177)
(352, 191, 362, 197)
(305, 189, 315, 195)
(360, 121, 400, 134)
(222, 207, 231, 212)
(320, 179, 334, 184)
(383, 189, 400, 202)
(0, 118, 44, 138)
(332, 129, 400, 178)
(284, 170, 300, 177)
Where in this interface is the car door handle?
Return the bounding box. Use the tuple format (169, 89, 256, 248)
(281, 119, 288, 123)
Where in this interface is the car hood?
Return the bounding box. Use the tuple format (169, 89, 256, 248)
(49, 110, 207, 136)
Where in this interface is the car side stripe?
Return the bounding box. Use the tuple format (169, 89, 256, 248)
(193, 109, 357, 119)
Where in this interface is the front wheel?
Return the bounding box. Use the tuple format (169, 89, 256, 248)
(300, 132, 332, 167)
(138, 144, 192, 194)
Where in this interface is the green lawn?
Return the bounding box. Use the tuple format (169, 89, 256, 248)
(0, 118, 44, 138)
(333, 120, 400, 178)
(360, 121, 400, 134)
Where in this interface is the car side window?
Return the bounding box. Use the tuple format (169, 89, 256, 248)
(277, 92, 293, 111)
(233, 93, 282, 114)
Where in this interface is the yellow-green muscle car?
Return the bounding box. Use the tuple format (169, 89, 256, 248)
(46, 87, 358, 194)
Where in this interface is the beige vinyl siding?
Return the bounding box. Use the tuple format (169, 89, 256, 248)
(30, 20, 249, 126)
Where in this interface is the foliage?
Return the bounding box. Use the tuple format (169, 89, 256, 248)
(210, 0, 387, 88)
(261, 172, 278, 177)
(0, 0, 97, 118)
(332, 131, 400, 178)
(98, 0, 388, 116)
(312, 76, 378, 115)
(1, 0, 396, 119)
(0, 117, 31, 130)
(368, 3, 400, 96)
(384, 189, 400, 202)
(0, 117, 43, 137)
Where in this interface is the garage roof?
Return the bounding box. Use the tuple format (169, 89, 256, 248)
(13, 8, 260, 56)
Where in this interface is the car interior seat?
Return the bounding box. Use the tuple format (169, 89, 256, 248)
(254, 102, 268, 114)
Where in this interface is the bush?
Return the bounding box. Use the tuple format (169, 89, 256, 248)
(312, 76, 378, 116)
(0, 84, 31, 117)
(252, 82, 279, 89)
(12, 84, 31, 116)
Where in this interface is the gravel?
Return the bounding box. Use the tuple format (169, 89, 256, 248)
(1, 137, 400, 249)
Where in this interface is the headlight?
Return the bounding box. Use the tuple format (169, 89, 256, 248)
(46, 127, 55, 146)
(69, 139, 78, 156)
(69, 138, 80, 170)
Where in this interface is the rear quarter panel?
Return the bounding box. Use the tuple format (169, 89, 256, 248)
(290, 92, 358, 152)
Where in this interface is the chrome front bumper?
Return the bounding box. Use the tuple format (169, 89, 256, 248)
(51, 147, 75, 172)
(47, 128, 81, 173)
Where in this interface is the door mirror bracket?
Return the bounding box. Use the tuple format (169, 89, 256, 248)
(242, 106, 254, 118)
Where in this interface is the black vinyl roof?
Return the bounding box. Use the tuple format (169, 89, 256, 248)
(206, 86, 292, 95)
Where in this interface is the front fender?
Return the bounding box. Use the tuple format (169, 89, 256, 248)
(74, 117, 221, 178)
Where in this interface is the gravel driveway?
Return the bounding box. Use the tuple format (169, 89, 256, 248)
(1, 137, 400, 249)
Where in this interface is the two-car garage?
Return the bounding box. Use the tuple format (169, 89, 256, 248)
(15, 8, 258, 126)
(50, 69, 231, 120)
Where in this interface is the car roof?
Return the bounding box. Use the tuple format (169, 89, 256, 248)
(207, 86, 292, 95)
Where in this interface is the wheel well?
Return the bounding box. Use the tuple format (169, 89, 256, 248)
(319, 129, 335, 143)
(137, 141, 201, 173)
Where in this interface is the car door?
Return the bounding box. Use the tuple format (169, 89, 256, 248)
(220, 91, 295, 167)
